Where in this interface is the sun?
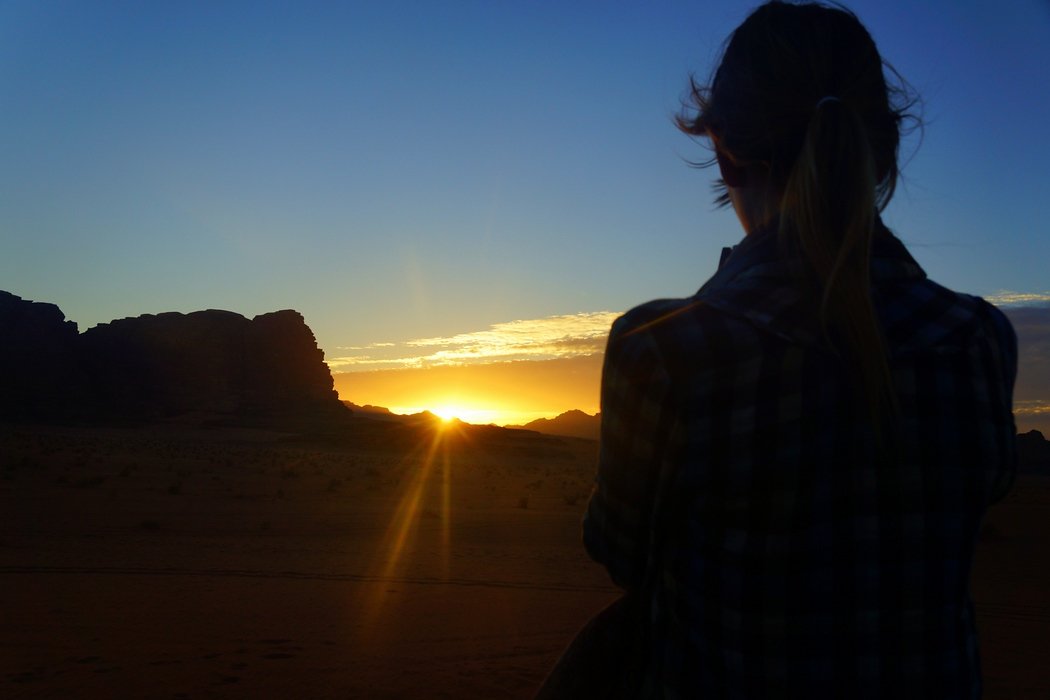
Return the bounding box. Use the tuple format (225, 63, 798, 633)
(431, 405, 463, 423)
(425, 403, 507, 425)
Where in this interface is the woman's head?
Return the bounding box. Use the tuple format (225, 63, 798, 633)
(680, 1, 919, 202)
(679, 1, 912, 210)
(679, 1, 920, 430)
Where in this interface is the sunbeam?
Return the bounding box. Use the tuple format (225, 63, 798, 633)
(355, 420, 472, 639)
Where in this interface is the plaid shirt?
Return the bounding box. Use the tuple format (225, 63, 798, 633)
(584, 225, 1017, 699)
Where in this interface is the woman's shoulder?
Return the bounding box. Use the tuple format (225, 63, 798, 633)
(611, 296, 713, 340)
(608, 294, 762, 365)
(878, 276, 1017, 356)
(613, 297, 698, 332)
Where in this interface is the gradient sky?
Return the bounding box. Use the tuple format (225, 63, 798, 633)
(3, 1, 1048, 428)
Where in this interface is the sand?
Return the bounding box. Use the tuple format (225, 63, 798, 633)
(1, 422, 1046, 698)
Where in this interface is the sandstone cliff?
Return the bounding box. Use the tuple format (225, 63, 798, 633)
(0, 291, 82, 420)
(0, 291, 347, 426)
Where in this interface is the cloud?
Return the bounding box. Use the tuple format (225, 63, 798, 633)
(1015, 400, 1050, 416)
(328, 311, 621, 370)
(984, 290, 1050, 306)
(1001, 303, 1050, 413)
(333, 342, 396, 351)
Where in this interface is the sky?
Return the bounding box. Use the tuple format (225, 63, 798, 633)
(2, 1, 1048, 430)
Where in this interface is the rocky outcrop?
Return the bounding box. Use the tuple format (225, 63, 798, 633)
(1, 291, 347, 426)
(1018, 430, 1050, 475)
(244, 310, 338, 414)
(0, 291, 82, 420)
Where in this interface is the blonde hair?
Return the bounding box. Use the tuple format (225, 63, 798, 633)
(782, 96, 894, 423)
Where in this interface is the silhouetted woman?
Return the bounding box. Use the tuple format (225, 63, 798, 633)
(543, 2, 1018, 698)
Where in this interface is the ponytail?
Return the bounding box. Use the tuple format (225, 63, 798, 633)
(779, 98, 896, 427)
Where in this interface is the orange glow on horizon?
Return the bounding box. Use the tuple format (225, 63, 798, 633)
(334, 355, 603, 426)
(392, 404, 519, 426)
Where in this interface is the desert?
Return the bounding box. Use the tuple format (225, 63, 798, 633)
(0, 419, 617, 698)
(1, 419, 1048, 698)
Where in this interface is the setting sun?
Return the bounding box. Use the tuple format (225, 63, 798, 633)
(432, 406, 462, 422)
(423, 404, 506, 425)
(334, 354, 604, 428)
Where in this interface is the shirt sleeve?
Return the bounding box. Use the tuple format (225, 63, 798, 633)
(583, 312, 673, 590)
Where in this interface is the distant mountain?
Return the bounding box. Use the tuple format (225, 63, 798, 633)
(1018, 429, 1050, 475)
(343, 401, 394, 416)
(341, 402, 452, 427)
(0, 290, 348, 427)
(512, 409, 600, 441)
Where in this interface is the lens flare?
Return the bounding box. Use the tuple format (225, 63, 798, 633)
(354, 419, 474, 641)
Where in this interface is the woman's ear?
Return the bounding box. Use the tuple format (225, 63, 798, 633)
(716, 149, 747, 188)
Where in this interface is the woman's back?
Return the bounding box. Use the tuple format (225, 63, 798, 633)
(584, 224, 1017, 697)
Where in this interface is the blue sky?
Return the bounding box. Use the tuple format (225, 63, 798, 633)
(2, 1, 1048, 428)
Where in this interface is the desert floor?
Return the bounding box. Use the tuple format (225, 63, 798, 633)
(1, 422, 1046, 699)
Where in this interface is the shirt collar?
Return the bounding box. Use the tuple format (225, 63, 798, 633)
(700, 219, 926, 296)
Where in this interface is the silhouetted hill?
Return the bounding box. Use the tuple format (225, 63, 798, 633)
(0, 291, 348, 427)
(342, 401, 398, 420)
(340, 402, 451, 428)
(1018, 430, 1050, 475)
(511, 410, 600, 440)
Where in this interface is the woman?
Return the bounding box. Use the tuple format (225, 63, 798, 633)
(570, 2, 1016, 698)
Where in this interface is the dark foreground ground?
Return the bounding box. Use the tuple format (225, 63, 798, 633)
(0, 423, 1046, 698)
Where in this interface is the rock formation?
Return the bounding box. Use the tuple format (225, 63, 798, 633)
(1018, 429, 1050, 475)
(0, 291, 347, 426)
(0, 291, 82, 420)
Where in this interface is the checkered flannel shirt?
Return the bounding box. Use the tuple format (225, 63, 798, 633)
(584, 225, 1018, 699)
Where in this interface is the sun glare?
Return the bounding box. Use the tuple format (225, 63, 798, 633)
(432, 405, 461, 422)
(388, 402, 557, 426)
(425, 403, 514, 425)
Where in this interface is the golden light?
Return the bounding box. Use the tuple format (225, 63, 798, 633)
(391, 402, 512, 426)
(431, 405, 461, 422)
(333, 353, 604, 426)
(355, 408, 470, 643)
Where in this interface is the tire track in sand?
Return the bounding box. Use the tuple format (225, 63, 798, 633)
(0, 564, 616, 593)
